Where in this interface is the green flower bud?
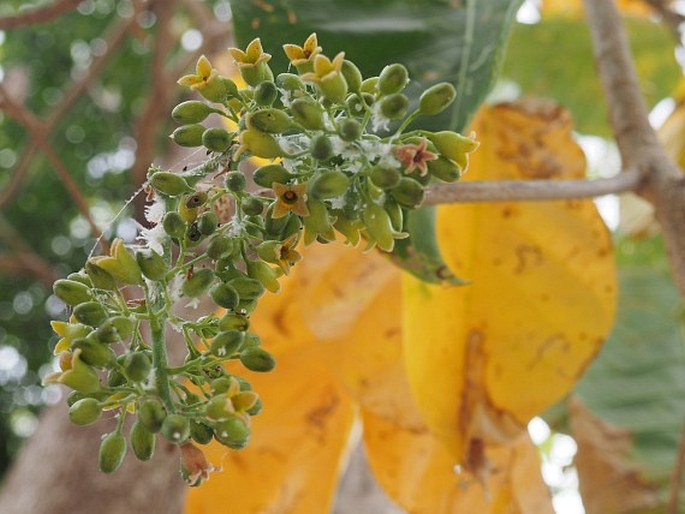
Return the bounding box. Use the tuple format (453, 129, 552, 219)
(150, 171, 192, 196)
(68, 398, 102, 426)
(210, 330, 244, 358)
(239, 346, 276, 372)
(225, 171, 246, 192)
(197, 211, 218, 235)
(185, 223, 203, 246)
(190, 421, 214, 445)
(107, 369, 126, 387)
(341, 60, 363, 93)
(96, 316, 133, 343)
(380, 93, 409, 120)
(320, 72, 348, 103)
(136, 250, 167, 281)
(246, 397, 263, 416)
(338, 118, 362, 142)
(67, 271, 92, 287)
(218, 313, 250, 332)
(290, 98, 324, 130)
(53, 279, 91, 306)
(385, 199, 404, 232)
(246, 259, 280, 294)
(241, 196, 264, 216)
(171, 124, 205, 147)
(210, 377, 237, 394)
(310, 134, 334, 161)
(139, 399, 166, 433)
(209, 282, 240, 309)
(419, 82, 456, 116)
(254, 80, 279, 106)
(197, 76, 238, 103)
(341, 188, 361, 220)
(362, 202, 396, 252)
(85, 261, 116, 290)
(425, 130, 479, 169)
(73, 301, 108, 327)
(130, 420, 156, 461)
(202, 127, 233, 153)
(160, 414, 190, 444)
(276, 72, 305, 92)
(281, 213, 302, 240)
(99, 431, 127, 474)
(206, 235, 235, 260)
(228, 276, 265, 301)
(213, 415, 250, 449)
(309, 170, 350, 199)
(172, 101, 215, 124)
(72, 338, 116, 368)
(370, 163, 401, 189)
(361, 77, 379, 94)
(303, 198, 336, 245)
(182, 268, 214, 297)
(253, 164, 292, 189)
(239, 128, 285, 159)
(378, 63, 409, 95)
(391, 177, 426, 208)
(162, 211, 186, 239)
(427, 155, 462, 182)
(124, 352, 152, 382)
(206, 394, 232, 420)
(248, 109, 294, 134)
(91, 240, 143, 286)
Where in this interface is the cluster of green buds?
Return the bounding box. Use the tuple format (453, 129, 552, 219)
(47, 33, 478, 486)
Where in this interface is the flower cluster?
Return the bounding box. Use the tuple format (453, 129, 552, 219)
(48, 33, 478, 485)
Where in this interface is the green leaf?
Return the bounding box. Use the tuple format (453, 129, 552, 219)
(389, 207, 467, 285)
(502, 17, 679, 137)
(555, 236, 685, 511)
(230, 0, 522, 284)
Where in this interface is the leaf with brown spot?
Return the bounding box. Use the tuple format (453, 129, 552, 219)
(363, 408, 554, 514)
(403, 101, 617, 466)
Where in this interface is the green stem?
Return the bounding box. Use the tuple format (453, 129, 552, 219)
(145, 285, 175, 413)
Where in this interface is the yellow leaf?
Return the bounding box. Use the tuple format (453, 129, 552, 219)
(363, 408, 553, 514)
(185, 348, 356, 514)
(404, 101, 617, 464)
(541, 0, 651, 18)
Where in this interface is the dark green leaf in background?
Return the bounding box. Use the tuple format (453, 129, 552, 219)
(229, 0, 522, 284)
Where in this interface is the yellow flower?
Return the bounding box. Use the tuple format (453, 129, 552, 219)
(276, 234, 302, 274)
(178, 55, 235, 103)
(283, 33, 322, 73)
(43, 349, 101, 393)
(301, 52, 348, 102)
(301, 52, 345, 83)
(271, 182, 309, 219)
(227, 38, 273, 86)
(178, 55, 218, 90)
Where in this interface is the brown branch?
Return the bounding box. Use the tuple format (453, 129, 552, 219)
(0, 0, 82, 30)
(0, 84, 108, 252)
(130, 0, 179, 223)
(0, 140, 36, 208)
(584, 0, 685, 298)
(47, 10, 140, 127)
(424, 169, 641, 204)
(0, 252, 59, 285)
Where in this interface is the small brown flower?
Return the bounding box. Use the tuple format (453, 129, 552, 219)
(180, 442, 214, 487)
(394, 138, 438, 176)
(271, 182, 309, 218)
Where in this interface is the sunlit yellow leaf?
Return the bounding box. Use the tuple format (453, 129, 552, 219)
(541, 0, 651, 17)
(404, 101, 617, 464)
(363, 408, 553, 514)
(185, 346, 356, 513)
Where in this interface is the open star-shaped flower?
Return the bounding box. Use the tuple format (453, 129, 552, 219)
(394, 138, 438, 176)
(271, 182, 309, 218)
